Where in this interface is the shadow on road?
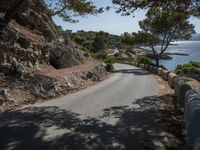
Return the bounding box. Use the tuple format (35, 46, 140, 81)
(113, 68, 150, 76)
(0, 95, 184, 150)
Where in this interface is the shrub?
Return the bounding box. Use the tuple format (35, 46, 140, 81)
(136, 56, 154, 65)
(106, 63, 113, 72)
(190, 61, 200, 68)
(117, 56, 134, 62)
(104, 56, 117, 64)
(93, 51, 107, 60)
(175, 69, 183, 75)
(175, 62, 200, 75)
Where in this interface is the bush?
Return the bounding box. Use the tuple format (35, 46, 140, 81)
(106, 63, 113, 72)
(190, 61, 200, 68)
(136, 56, 154, 65)
(175, 62, 200, 75)
(104, 56, 117, 64)
(175, 69, 183, 75)
(117, 56, 134, 62)
(93, 51, 107, 60)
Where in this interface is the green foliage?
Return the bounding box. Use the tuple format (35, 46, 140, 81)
(104, 55, 135, 64)
(48, 0, 104, 23)
(69, 31, 123, 52)
(105, 63, 114, 72)
(73, 36, 85, 45)
(132, 9, 195, 67)
(116, 56, 134, 63)
(93, 51, 107, 60)
(113, 0, 198, 18)
(121, 32, 135, 46)
(104, 56, 116, 64)
(92, 33, 106, 52)
(113, 0, 196, 67)
(175, 62, 200, 75)
(136, 56, 154, 65)
(93, 51, 135, 65)
(190, 61, 200, 68)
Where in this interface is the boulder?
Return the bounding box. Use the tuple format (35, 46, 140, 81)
(50, 44, 85, 69)
(185, 90, 200, 150)
(139, 64, 145, 69)
(175, 77, 192, 106)
(86, 72, 99, 81)
(149, 65, 154, 72)
(168, 72, 178, 89)
(152, 66, 158, 74)
(0, 89, 10, 100)
(161, 70, 170, 81)
(144, 64, 150, 71)
(157, 67, 163, 76)
(0, 26, 18, 46)
(0, 64, 13, 75)
(11, 58, 25, 78)
(17, 36, 30, 49)
(26, 74, 57, 98)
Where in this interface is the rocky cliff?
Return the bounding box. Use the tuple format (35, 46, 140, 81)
(0, 0, 108, 112)
(0, 0, 85, 72)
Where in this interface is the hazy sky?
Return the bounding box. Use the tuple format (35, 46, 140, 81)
(48, 0, 200, 35)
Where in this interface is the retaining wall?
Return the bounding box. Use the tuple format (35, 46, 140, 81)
(131, 63, 200, 150)
(168, 72, 178, 89)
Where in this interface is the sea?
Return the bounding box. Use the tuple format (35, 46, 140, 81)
(155, 41, 200, 71)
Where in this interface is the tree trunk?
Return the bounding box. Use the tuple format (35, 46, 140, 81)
(155, 55, 160, 67)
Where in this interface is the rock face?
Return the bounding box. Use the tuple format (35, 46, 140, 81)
(0, 0, 97, 112)
(0, 62, 108, 112)
(0, 0, 85, 72)
(50, 43, 85, 69)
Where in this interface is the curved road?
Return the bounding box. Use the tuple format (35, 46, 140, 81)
(36, 63, 159, 117)
(0, 63, 160, 150)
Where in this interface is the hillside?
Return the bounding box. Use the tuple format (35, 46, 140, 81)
(0, 0, 108, 112)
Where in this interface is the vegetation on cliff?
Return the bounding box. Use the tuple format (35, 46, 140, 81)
(175, 62, 200, 81)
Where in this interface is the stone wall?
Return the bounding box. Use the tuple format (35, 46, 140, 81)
(126, 62, 200, 150)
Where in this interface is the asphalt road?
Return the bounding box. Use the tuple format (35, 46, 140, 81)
(0, 63, 160, 150)
(36, 63, 159, 117)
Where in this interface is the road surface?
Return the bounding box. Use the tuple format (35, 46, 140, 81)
(0, 63, 160, 150)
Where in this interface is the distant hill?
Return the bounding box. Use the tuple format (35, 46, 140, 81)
(189, 34, 200, 41)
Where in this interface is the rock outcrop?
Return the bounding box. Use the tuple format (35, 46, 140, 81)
(0, 0, 85, 72)
(0, 0, 108, 112)
(0, 61, 108, 112)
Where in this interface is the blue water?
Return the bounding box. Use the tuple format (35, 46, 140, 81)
(156, 41, 200, 71)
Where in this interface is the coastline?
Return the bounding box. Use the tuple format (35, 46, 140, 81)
(160, 41, 200, 71)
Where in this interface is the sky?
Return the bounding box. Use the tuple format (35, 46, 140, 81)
(47, 0, 200, 35)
